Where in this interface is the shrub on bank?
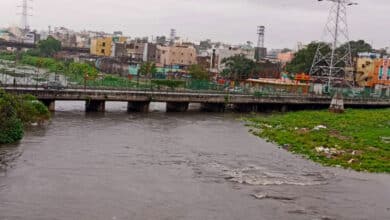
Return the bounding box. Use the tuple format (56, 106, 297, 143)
(0, 90, 50, 144)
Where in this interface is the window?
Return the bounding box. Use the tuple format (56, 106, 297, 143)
(101, 49, 105, 53)
(102, 42, 106, 47)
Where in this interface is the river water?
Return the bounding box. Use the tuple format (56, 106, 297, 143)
(0, 102, 389, 220)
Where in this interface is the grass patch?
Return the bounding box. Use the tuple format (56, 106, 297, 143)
(245, 109, 390, 173)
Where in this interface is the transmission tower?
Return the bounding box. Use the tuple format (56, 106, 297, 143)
(257, 26, 265, 48)
(18, 0, 32, 30)
(310, 0, 357, 86)
(255, 26, 266, 61)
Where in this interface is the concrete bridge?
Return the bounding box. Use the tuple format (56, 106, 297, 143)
(3, 87, 390, 113)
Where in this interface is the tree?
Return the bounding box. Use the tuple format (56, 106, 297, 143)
(286, 40, 373, 74)
(286, 42, 331, 74)
(188, 64, 209, 81)
(139, 62, 157, 79)
(221, 55, 256, 81)
(338, 40, 372, 58)
(37, 36, 62, 57)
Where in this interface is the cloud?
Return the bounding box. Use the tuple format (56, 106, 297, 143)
(0, 0, 388, 49)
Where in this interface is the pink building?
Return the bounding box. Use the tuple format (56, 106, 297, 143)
(277, 51, 295, 64)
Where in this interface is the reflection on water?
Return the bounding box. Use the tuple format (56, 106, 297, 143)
(0, 101, 389, 220)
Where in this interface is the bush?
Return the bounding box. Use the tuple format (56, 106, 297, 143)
(0, 116, 24, 144)
(0, 52, 16, 61)
(0, 90, 50, 144)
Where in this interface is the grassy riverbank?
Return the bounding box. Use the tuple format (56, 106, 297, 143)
(246, 109, 390, 173)
(0, 90, 50, 145)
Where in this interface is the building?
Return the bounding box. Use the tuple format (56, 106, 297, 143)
(90, 36, 127, 57)
(356, 55, 390, 87)
(277, 51, 294, 64)
(51, 27, 77, 47)
(126, 41, 147, 62)
(156, 44, 197, 67)
(214, 47, 255, 71)
(21, 31, 38, 44)
(255, 47, 267, 61)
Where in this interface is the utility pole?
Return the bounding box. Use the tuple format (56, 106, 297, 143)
(310, 0, 357, 90)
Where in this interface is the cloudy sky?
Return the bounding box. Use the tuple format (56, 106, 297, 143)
(0, 0, 389, 49)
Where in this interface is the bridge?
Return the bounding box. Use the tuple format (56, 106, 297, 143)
(3, 86, 390, 113)
(0, 40, 90, 53)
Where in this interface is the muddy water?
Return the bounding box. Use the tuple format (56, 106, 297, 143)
(0, 102, 389, 220)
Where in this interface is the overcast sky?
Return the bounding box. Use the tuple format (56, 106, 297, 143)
(0, 0, 389, 49)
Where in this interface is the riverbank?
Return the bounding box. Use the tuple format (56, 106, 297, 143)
(0, 90, 50, 144)
(245, 109, 390, 173)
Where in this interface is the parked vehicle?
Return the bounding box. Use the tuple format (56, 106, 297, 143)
(43, 81, 65, 90)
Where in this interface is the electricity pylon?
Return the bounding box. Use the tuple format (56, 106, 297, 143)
(310, 0, 357, 87)
(18, 0, 33, 30)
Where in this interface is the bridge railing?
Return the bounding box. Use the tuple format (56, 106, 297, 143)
(2, 83, 390, 102)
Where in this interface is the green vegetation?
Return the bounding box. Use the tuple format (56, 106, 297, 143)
(0, 90, 50, 145)
(36, 36, 62, 57)
(139, 62, 157, 79)
(0, 51, 16, 61)
(286, 40, 373, 73)
(286, 42, 330, 73)
(246, 109, 390, 173)
(221, 54, 257, 81)
(188, 64, 209, 80)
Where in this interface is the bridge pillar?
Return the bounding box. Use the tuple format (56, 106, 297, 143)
(85, 100, 105, 112)
(233, 104, 258, 113)
(201, 103, 226, 112)
(127, 101, 150, 113)
(166, 102, 189, 112)
(40, 99, 55, 112)
(280, 104, 288, 113)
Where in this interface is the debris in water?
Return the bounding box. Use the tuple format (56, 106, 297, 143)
(252, 193, 295, 201)
(287, 209, 307, 215)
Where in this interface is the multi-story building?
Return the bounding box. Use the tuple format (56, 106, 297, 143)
(90, 36, 127, 57)
(356, 53, 390, 87)
(156, 43, 197, 67)
(214, 47, 255, 71)
(126, 41, 147, 62)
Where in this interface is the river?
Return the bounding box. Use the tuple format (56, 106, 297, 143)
(0, 102, 389, 220)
